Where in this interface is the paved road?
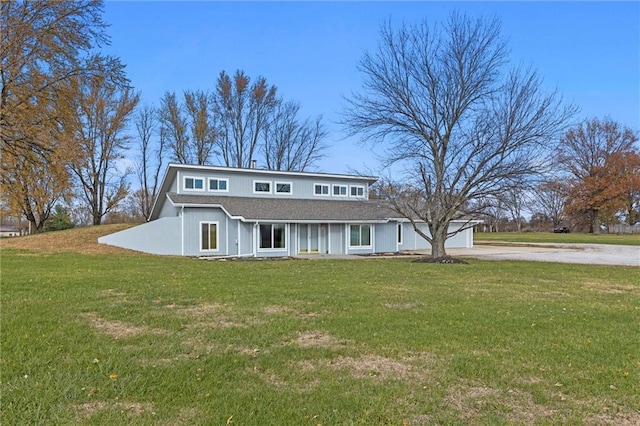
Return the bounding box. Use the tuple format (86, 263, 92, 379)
(449, 243, 640, 267)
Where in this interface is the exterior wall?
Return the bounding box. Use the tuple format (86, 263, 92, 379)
(159, 194, 179, 218)
(401, 222, 474, 250)
(328, 223, 344, 254)
(98, 217, 181, 255)
(182, 208, 229, 256)
(173, 169, 370, 201)
(374, 222, 398, 253)
(238, 222, 254, 256)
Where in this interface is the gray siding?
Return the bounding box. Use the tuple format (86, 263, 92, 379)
(328, 223, 344, 254)
(401, 222, 474, 250)
(182, 208, 229, 256)
(374, 223, 398, 253)
(238, 222, 254, 256)
(173, 169, 370, 201)
(98, 217, 181, 255)
(159, 194, 179, 218)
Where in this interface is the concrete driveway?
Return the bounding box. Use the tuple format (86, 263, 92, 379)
(448, 243, 640, 267)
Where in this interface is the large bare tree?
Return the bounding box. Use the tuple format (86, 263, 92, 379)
(133, 104, 165, 220)
(263, 100, 327, 171)
(342, 14, 575, 258)
(62, 57, 139, 225)
(214, 70, 277, 168)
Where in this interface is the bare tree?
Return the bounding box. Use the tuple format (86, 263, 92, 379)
(501, 185, 530, 232)
(263, 100, 328, 171)
(159, 92, 190, 163)
(62, 57, 139, 225)
(342, 14, 576, 258)
(133, 104, 164, 220)
(534, 179, 567, 228)
(184, 89, 217, 165)
(557, 117, 638, 233)
(214, 70, 277, 168)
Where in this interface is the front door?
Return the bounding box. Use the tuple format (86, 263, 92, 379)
(298, 224, 324, 254)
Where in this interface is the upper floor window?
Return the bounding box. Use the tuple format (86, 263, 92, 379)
(275, 182, 292, 194)
(254, 181, 271, 194)
(184, 177, 204, 191)
(350, 185, 365, 198)
(314, 184, 329, 196)
(333, 185, 348, 197)
(208, 178, 228, 192)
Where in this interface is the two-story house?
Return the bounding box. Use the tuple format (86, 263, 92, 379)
(98, 163, 475, 256)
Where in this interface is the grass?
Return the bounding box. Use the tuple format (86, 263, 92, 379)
(475, 231, 640, 246)
(1, 227, 639, 424)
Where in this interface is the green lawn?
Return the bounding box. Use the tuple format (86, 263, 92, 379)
(2, 249, 639, 425)
(475, 231, 640, 246)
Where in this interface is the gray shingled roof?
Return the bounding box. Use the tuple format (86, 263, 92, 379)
(167, 193, 399, 222)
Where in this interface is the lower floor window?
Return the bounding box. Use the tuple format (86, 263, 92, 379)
(201, 222, 218, 251)
(260, 223, 286, 249)
(350, 224, 371, 247)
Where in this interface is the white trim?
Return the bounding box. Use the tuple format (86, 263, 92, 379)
(207, 177, 229, 192)
(313, 183, 330, 196)
(397, 222, 403, 246)
(183, 176, 205, 192)
(199, 221, 220, 252)
(274, 181, 293, 195)
(253, 180, 272, 194)
(332, 184, 348, 197)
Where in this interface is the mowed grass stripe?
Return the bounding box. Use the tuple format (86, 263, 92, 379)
(2, 249, 639, 425)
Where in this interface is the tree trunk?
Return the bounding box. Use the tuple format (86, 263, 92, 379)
(430, 224, 448, 258)
(590, 209, 600, 234)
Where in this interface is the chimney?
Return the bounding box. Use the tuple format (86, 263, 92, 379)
(251, 160, 257, 169)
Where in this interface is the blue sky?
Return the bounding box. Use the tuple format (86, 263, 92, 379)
(103, 1, 640, 174)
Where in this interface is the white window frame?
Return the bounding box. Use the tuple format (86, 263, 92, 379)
(332, 184, 348, 197)
(397, 223, 403, 244)
(350, 185, 365, 198)
(314, 183, 330, 196)
(349, 224, 372, 248)
(184, 176, 205, 191)
(208, 177, 229, 192)
(258, 223, 287, 251)
(275, 181, 292, 195)
(200, 221, 219, 252)
(253, 180, 272, 194)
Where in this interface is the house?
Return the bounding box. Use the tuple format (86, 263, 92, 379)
(98, 163, 476, 256)
(0, 225, 21, 238)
